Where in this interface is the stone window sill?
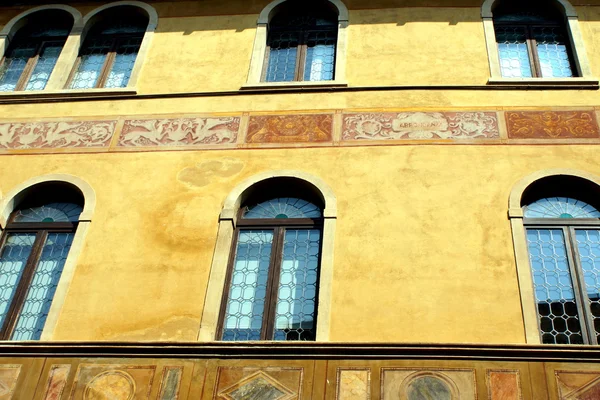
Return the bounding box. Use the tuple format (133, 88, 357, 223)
(240, 80, 348, 91)
(488, 77, 599, 87)
(0, 87, 137, 101)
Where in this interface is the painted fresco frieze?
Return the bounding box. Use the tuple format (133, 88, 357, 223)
(119, 117, 240, 147)
(506, 111, 600, 139)
(0, 121, 115, 149)
(556, 370, 600, 399)
(343, 112, 499, 140)
(246, 114, 333, 143)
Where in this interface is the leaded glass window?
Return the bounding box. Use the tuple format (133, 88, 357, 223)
(263, 2, 337, 82)
(493, 1, 576, 78)
(0, 11, 72, 92)
(523, 196, 600, 344)
(68, 8, 147, 89)
(219, 197, 322, 341)
(0, 201, 81, 340)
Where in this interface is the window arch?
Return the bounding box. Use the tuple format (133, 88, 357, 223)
(264, 1, 338, 82)
(510, 170, 600, 345)
(199, 170, 337, 342)
(68, 5, 150, 89)
(0, 9, 74, 91)
(0, 181, 84, 340)
(246, 0, 349, 86)
(219, 194, 323, 341)
(481, 0, 593, 81)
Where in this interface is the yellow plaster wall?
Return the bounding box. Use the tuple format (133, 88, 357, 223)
(0, 144, 596, 343)
(3, 2, 600, 96)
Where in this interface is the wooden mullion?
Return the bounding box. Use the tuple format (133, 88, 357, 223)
(295, 31, 307, 81)
(13, 41, 43, 91)
(563, 227, 594, 344)
(262, 227, 285, 340)
(568, 227, 600, 344)
(0, 230, 47, 340)
(523, 26, 541, 78)
(95, 38, 119, 88)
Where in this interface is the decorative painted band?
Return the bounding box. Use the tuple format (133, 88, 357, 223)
(0, 110, 598, 153)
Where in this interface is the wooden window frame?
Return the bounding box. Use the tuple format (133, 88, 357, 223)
(524, 217, 600, 345)
(0, 36, 67, 91)
(0, 218, 77, 340)
(262, 26, 337, 82)
(494, 21, 577, 78)
(67, 32, 143, 89)
(216, 211, 323, 341)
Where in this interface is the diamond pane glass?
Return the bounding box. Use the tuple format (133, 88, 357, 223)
(11, 233, 74, 340)
(69, 37, 112, 89)
(222, 230, 274, 341)
(266, 32, 300, 82)
(524, 197, 600, 219)
(273, 229, 320, 341)
(575, 229, 600, 343)
(0, 44, 37, 92)
(104, 37, 142, 88)
(12, 203, 82, 223)
(243, 198, 322, 219)
(533, 27, 574, 78)
(495, 26, 533, 78)
(23, 42, 65, 91)
(526, 229, 584, 344)
(303, 31, 336, 81)
(0, 234, 36, 331)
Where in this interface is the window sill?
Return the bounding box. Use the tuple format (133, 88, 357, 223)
(240, 80, 348, 91)
(0, 87, 137, 102)
(488, 77, 599, 88)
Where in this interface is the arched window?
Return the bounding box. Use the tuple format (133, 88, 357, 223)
(218, 192, 324, 341)
(520, 176, 600, 345)
(0, 10, 73, 92)
(263, 1, 338, 82)
(0, 182, 84, 340)
(493, 0, 576, 78)
(68, 6, 149, 89)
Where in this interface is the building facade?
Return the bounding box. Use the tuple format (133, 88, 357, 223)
(0, 0, 599, 398)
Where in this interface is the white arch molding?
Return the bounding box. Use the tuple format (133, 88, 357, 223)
(0, 5, 83, 90)
(507, 169, 600, 344)
(198, 170, 337, 342)
(480, 0, 594, 81)
(0, 174, 96, 340)
(245, 0, 349, 87)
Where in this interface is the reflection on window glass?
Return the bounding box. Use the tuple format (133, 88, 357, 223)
(222, 230, 274, 341)
(495, 26, 532, 78)
(575, 229, 600, 343)
(526, 229, 584, 344)
(533, 27, 573, 78)
(0, 234, 36, 330)
(12, 233, 74, 340)
(0, 46, 37, 92)
(273, 229, 320, 340)
(24, 43, 64, 91)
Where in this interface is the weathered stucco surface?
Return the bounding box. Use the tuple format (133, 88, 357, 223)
(0, 145, 596, 342)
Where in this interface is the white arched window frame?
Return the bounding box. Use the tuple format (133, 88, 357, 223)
(243, 0, 349, 88)
(509, 169, 600, 344)
(198, 170, 337, 341)
(0, 1, 157, 93)
(0, 174, 95, 340)
(0, 5, 82, 91)
(481, 0, 596, 84)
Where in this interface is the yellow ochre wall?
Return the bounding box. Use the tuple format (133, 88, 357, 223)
(0, 145, 595, 343)
(1, 0, 600, 344)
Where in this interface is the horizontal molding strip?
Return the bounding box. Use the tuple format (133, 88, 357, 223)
(0, 83, 598, 105)
(0, 342, 600, 362)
